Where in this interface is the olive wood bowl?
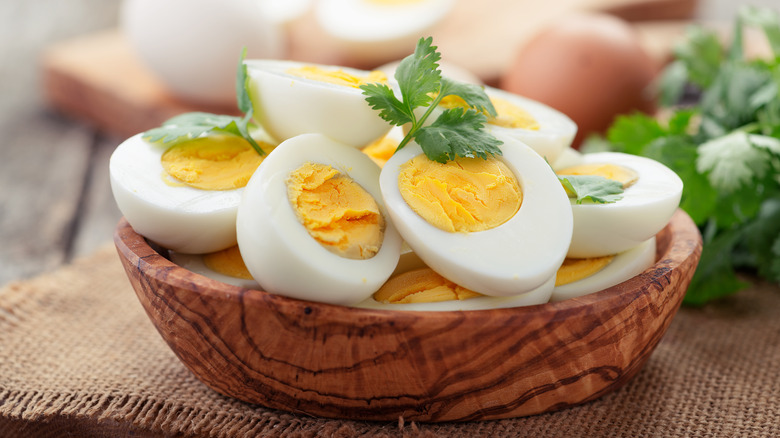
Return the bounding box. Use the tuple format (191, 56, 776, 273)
(114, 209, 701, 422)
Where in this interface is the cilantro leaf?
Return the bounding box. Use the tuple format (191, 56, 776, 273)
(606, 113, 665, 155)
(236, 47, 253, 115)
(361, 82, 413, 126)
(684, 225, 750, 306)
(673, 25, 723, 89)
(361, 36, 503, 162)
(414, 108, 502, 163)
(696, 131, 775, 192)
(557, 175, 624, 204)
(393, 36, 441, 110)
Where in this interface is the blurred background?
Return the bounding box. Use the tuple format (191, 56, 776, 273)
(0, 0, 777, 286)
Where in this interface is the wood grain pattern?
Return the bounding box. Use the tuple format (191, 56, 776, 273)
(114, 209, 701, 422)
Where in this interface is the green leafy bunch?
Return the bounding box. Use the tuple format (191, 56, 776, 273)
(360, 37, 503, 163)
(595, 6, 780, 305)
(142, 48, 264, 155)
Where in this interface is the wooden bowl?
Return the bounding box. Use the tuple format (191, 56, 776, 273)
(114, 209, 701, 422)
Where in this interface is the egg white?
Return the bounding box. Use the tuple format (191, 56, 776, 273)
(380, 136, 573, 297)
(236, 133, 403, 305)
(244, 59, 392, 148)
(551, 237, 656, 302)
(109, 134, 247, 254)
(561, 152, 682, 258)
(314, 0, 456, 64)
(353, 274, 555, 311)
(168, 251, 261, 289)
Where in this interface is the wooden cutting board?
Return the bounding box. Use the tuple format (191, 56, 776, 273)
(42, 0, 698, 139)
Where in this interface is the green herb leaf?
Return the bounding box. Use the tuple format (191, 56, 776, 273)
(361, 36, 503, 162)
(696, 131, 775, 192)
(557, 175, 624, 204)
(236, 47, 253, 115)
(414, 108, 503, 163)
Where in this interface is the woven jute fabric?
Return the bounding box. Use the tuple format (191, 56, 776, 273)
(1, 245, 779, 437)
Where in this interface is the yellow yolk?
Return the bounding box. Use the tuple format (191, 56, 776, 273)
(287, 162, 385, 260)
(286, 65, 387, 89)
(557, 163, 639, 189)
(202, 245, 254, 280)
(161, 136, 271, 190)
(362, 134, 400, 168)
(398, 154, 522, 233)
(555, 255, 615, 286)
(438, 95, 540, 130)
(373, 268, 483, 303)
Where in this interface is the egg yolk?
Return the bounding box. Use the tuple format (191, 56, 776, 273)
(362, 133, 400, 168)
(287, 162, 385, 260)
(398, 154, 522, 233)
(374, 268, 483, 304)
(555, 255, 614, 286)
(202, 245, 254, 280)
(286, 65, 387, 89)
(161, 136, 272, 190)
(557, 163, 639, 189)
(438, 95, 540, 130)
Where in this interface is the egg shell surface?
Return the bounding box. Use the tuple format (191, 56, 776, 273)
(380, 137, 573, 297)
(245, 59, 392, 148)
(354, 274, 555, 312)
(236, 133, 402, 305)
(551, 236, 656, 302)
(562, 152, 682, 258)
(109, 134, 243, 254)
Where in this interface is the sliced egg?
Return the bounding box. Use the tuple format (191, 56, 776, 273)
(314, 0, 456, 65)
(380, 136, 573, 297)
(109, 133, 273, 254)
(558, 152, 682, 258)
(169, 246, 261, 289)
(245, 59, 392, 148)
(236, 133, 402, 305)
(551, 146, 584, 171)
(551, 237, 656, 302)
(354, 269, 555, 311)
(361, 126, 404, 168)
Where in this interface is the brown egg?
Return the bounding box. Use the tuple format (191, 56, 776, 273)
(500, 13, 658, 148)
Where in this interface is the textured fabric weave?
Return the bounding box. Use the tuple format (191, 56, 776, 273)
(1, 245, 778, 437)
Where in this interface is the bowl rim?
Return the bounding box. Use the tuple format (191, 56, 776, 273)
(114, 209, 702, 325)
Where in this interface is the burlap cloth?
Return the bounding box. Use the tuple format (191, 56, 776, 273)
(1, 245, 778, 437)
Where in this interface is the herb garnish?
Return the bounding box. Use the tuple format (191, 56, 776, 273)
(142, 48, 265, 155)
(594, 6, 780, 305)
(360, 37, 504, 163)
(558, 175, 625, 204)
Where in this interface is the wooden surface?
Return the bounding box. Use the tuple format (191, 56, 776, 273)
(114, 210, 701, 422)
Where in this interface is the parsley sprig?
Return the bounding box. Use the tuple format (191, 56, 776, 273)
(142, 48, 265, 155)
(594, 6, 780, 305)
(558, 175, 624, 204)
(360, 37, 503, 163)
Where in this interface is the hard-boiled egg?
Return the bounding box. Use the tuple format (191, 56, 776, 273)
(314, 0, 456, 65)
(109, 133, 273, 254)
(168, 245, 261, 289)
(558, 152, 682, 258)
(236, 133, 402, 305)
(380, 136, 573, 297)
(245, 59, 393, 148)
(551, 237, 656, 302)
(354, 269, 555, 311)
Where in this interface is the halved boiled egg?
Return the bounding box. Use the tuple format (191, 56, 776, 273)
(236, 133, 402, 305)
(379, 136, 573, 297)
(245, 59, 392, 148)
(169, 245, 261, 289)
(354, 268, 555, 311)
(314, 0, 456, 65)
(551, 236, 656, 302)
(109, 133, 274, 254)
(557, 152, 682, 258)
